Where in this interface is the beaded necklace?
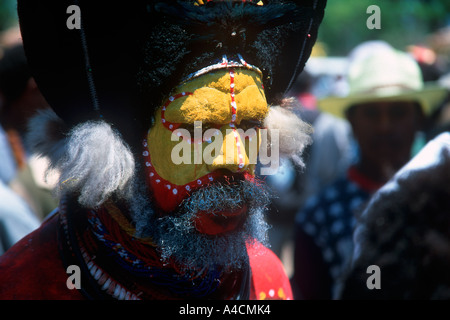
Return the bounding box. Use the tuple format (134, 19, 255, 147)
(58, 196, 250, 299)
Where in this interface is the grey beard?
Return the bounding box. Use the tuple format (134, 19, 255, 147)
(128, 175, 273, 272)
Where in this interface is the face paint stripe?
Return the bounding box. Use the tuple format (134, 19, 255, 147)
(143, 136, 241, 212)
(160, 92, 193, 132)
(229, 69, 245, 171)
(222, 54, 228, 66)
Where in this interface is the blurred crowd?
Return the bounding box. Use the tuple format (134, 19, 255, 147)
(0, 26, 58, 255)
(265, 30, 450, 299)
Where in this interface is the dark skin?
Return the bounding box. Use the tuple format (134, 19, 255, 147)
(0, 77, 50, 137)
(293, 101, 425, 300)
(346, 100, 424, 184)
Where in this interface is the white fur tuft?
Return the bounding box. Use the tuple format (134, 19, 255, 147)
(264, 104, 313, 167)
(26, 108, 67, 166)
(26, 109, 136, 208)
(58, 121, 136, 207)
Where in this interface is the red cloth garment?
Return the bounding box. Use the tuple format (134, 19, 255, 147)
(0, 214, 83, 300)
(0, 212, 292, 300)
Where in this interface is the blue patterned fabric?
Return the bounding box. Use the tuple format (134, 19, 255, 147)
(295, 174, 371, 297)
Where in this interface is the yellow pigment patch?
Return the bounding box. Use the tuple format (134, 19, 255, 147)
(164, 69, 267, 124)
(148, 112, 212, 185)
(147, 68, 268, 186)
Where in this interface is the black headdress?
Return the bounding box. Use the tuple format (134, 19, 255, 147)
(18, 0, 326, 151)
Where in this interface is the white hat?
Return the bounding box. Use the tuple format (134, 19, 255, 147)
(318, 46, 448, 118)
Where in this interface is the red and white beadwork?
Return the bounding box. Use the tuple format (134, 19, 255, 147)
(228, 69, 245, 171)
(142, 137, 224, 212)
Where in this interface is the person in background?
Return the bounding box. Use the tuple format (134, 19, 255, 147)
(0, 43, 58, 221)
(0, 41, 41, 254)
(340, 131, 450, 299)
(0, 178, 40, 255)
(292, 42, 448, 299)
(264, 70, 353, 278)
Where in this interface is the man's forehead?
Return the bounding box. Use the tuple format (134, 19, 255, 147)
(193, 0, 264, 4)
(163, 69, 268, 124)
(178, 69, 263, 94)
(354, 100, 419, 109)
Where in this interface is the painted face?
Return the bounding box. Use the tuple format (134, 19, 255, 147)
(142, 68, 269, 233)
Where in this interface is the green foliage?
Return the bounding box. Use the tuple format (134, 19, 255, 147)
(0, 0, 18, 32)
(317, 0, 450, 56)
(1, 0, 448, 56)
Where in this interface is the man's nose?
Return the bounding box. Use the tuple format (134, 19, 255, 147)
(376, 110, 395, 133)
(206, 125, 251, 174)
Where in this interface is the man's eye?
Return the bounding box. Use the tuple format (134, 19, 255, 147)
(362, 106, 380, 119)
(177, 123, 216, 139)
(176, 120, 263, 142)
(238, 120, 263, 131)
(177, 123, 196, 136)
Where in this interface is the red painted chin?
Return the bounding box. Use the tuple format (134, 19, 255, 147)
(193, 204, 248, 235)
(142, 138, 255, 213)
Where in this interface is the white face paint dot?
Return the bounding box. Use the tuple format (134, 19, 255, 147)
(149, 172, 154, 177)
(169, 96, 174, 101)
(143, 141, 147, 147)
(169, 124, 173, 129)
(230, 83, 235, 88)
(238, 163, 244, 168)
(143, 151, 149, 156)
(166, 184, 171, 190)
(162, 119, 166, 123)
(185, 185, 191, 191)
(173, 188, 178, 195)
(239, 154, 243, 159)
(182, 92, 186, 96)
(269, 289, 275, 297)
(155, 179, 160, 183)
(236, 142, 240, 147)
(197, 180, 202, 185)
(208, 176, 214, 181)
(146, 162, 151, 167)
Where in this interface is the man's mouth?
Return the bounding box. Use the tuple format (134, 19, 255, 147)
(193, 204, 248, 235)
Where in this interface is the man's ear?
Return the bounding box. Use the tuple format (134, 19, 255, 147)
(345, 107, 357, 130)
(0, 92, 4, 112)
(415, 103, 426, 131)
(27, 77, 38, 90)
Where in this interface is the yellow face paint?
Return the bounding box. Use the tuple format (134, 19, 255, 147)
(147, 69, 268, 187)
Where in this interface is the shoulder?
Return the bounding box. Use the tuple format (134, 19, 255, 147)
(0, 213, 83, 300)
(247, 241, 293, 300)
(0, 181, 41, 254)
